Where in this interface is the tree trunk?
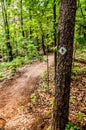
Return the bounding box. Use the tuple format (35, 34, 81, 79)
(52, 0, 76, 130)
(1, 0, 13, 61)
(29, 8, 32, 40)
(42, 34, 46, 55)
(53, 0, 57, 83)
(20, 0, 25, 37)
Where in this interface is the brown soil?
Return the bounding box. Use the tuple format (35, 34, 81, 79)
(0, 54, 86, 130)
(0, 55, 54, 130)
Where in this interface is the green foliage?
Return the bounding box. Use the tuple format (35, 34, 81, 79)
(75, 36, 86, 45)
(77, 111, 83, 121)
(0, 56, 28, 69)
(72, 64, 86, 76)
(50, 97, 54, 108)
(26, 44, 39, 60)
(0, 0, 86, 63)
(69, 98, 75, 104)
(0, 2, 85, 130)
(83, 101, 86, 106)
(53, 46, 57, 53)
(30, 93, 38, 104)
(72, 65, 80, 76)
(0, 0, 59, 62)
(40, 80, 48, 93)
(0, 73, 2, 77)
(40, 72, 50, 93)
(75, 45, 86, 54)
(0, 56, 30, 81)
(75, 0, 86, 46)
(65, 122, 79, 130)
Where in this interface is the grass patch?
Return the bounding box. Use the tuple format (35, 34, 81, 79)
(72, 64, 86, 76)
(0, 53, 43, 81)
(0, 56, 31, 81)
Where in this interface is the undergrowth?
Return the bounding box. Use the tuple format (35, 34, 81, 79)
(65, 122, 79, 130)
(0, 54, 42, 81)
(0, 47, 86, 81)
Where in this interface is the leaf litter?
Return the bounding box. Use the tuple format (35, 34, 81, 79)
(0, 55, 86, 130)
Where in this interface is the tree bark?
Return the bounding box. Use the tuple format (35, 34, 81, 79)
(53, 0, 57, 82)
(29, 8, 32, 40)
(20, 0, 25, 37)
(1, 0, 13, 61)
(52, 0, 76, 130)
(42, 33, 46, 55)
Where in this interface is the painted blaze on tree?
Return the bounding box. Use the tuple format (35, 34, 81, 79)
(52, 0, 76, 130)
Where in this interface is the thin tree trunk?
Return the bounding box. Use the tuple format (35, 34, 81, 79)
(42, 33, 46, 55)
(53, 0, 57, 83)
(36, 36, 40, 52)
(46, 46, 49, 92)
(29, 8, 32, 40)
(13, 16, 18, 56)
(20, 0, 25, 37)
(52, 0, 76, 130)
(1, 0, 13, 61)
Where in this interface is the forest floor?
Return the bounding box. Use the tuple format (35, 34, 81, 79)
(0, 54, 86, 130)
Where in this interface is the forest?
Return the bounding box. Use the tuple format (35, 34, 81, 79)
(0, 0, 86, 130)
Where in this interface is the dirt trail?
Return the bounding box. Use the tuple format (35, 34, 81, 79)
(0, 55, 54, 129)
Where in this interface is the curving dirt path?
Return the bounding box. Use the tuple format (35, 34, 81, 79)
(0, 55, 54, 129)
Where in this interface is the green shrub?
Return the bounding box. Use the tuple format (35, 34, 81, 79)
(65, 122, 79, 130)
